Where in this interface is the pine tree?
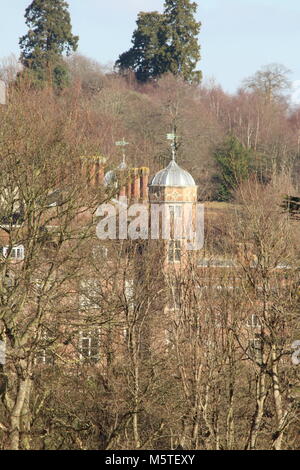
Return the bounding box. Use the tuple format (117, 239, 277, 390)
(163, 0, 201, 83)
(19, 0, 78, 88)
(115, 12, 167, 83)
(115, 0, 201, 84)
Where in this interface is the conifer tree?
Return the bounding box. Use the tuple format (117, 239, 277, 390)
(115, 0, 201, 84)
(214, 136, 253, 201)
(163, 0, 201, 83)
(19, 0, 78, 88)
(115, 12, 167, 83)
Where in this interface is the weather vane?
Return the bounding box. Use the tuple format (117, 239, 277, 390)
(166, 132, 177, 161)
(115, 138, 129, 167)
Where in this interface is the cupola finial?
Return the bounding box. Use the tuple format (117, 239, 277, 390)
(116, 137, 129, 168)
(166, 132, 177, 161)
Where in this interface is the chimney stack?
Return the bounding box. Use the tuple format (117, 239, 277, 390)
(80, 156, 106, 186)
(131, 169, 140, 201)
(140, 167, 149, 201)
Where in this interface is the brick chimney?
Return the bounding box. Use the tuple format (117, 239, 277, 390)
(131, 168, 140, 201)
(140, 167, 149, 201)
(80, 156, 105, 186)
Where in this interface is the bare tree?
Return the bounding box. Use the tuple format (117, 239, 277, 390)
(242, 63, 291, 103)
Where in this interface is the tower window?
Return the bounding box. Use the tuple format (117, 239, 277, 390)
(246, 314, 261, 328)
(79, 329, 100, 363)
(2, 244, 24, 260)
(168, 205, 182, 239)
(168, 240, 181, 263)
(168, 204, 182, 218)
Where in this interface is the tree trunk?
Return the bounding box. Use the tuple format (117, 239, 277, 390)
(9, 375, 32, 450)
(245, 371, 267, 450)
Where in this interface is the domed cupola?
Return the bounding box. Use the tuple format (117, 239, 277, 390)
(149, 159, 196, 188)
(150, 132, 196, 188)
(104, 158, 127, 187)
(148, 133, 197, 205)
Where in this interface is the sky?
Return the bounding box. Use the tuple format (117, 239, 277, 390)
(1, 0, 300, 98)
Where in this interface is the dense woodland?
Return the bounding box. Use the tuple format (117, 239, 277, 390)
(3, 52, 300, 202)
(0, 0, 300, 451)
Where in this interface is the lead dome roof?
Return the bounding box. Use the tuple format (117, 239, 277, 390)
(149, 160, 196, 187)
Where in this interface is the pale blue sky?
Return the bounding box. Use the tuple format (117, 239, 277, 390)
(1, 0, 300, 93)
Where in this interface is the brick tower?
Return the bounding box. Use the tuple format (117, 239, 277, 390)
(148, 153, 198, 266)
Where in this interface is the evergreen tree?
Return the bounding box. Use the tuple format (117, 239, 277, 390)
(214, 136, 252, 201)
(115, 0, 201, 84)
(115, 12, 167, 83)
(19, 0, 78, 89)
(163, 0, 201, 83)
